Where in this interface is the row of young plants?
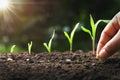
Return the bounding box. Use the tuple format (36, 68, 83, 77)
(8, 15, 109, 56)
(8, 41, 33, 54)
(43, 15, 109, 55)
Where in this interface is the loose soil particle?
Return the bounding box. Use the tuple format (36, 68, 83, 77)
(0, 50, 120, 80)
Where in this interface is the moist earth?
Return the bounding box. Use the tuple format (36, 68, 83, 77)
(0, 50, 120, 80)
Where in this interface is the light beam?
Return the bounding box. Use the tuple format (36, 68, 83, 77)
(0, 0, 9, 10)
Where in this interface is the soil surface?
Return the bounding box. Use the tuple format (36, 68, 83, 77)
(0, 50, 120, 80)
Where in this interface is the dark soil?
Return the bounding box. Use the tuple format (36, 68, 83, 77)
(0, 50, 120, 80)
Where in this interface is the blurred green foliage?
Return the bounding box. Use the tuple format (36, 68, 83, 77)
(0, 0, 120, 53)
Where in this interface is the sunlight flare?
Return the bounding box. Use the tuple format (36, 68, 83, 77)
(0, 0, 10, 10)
(0, 0, 41, 32)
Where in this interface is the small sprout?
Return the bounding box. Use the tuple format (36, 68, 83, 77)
(28, 41, 33, 54)
(10, 45, 16, 53)
(43, 30, 55, 53)
(64, 23, 79, 52)
(81, 15, 109, 54)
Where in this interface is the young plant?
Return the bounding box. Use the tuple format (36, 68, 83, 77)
(64, 23, 79, 52)
(43, 30, 55, 53)
(81, 15, 109, 54)
(10, 45, 16, 53)
(28, 41, 33, 54)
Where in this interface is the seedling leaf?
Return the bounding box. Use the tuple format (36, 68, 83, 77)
(90, 15, 95, 28)
(64, 32, 71, 44)
(81, 26, 93, 40)
(48, 30, 55, 49)
(71, 23, 80, 41)
(10, 45, 16, 53)
(90, 15, 96, 39)
(95, 20, 110, 27)
(43, 43, 50, 52)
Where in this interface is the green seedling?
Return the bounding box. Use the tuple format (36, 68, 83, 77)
(64, 23, 79, 52)
(81, 15, 109, 54)
(28, 41, 33, 54)
(10, 45, 16, 53)
(43, 30, 55, 53)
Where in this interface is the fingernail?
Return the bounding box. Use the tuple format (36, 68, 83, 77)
(99, 49, 106, 58)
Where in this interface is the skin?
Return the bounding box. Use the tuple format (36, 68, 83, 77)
(97, 12, 120, 58)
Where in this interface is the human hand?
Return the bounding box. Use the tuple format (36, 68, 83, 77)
(96, 12, 120, 58)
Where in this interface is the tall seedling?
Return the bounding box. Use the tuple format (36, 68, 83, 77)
(43, 30, 55, 53)
(81, 15, 109, 54)
(64, 23, 79, 52)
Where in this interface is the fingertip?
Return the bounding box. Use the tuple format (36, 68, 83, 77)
(98, 49, 108, 58)
(95, 53, 99, 59)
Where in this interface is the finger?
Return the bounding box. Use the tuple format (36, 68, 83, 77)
(97, 13, 120, 54)
(98, 29, 120, 58)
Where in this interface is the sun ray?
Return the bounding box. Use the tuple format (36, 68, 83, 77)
(0, 0, 44, 33)
(0, 0, 9, 10)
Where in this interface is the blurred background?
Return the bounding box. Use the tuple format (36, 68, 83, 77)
(0, 0, 120, 53)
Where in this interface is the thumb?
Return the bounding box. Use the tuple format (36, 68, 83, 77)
(98, 29, 120, 58)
